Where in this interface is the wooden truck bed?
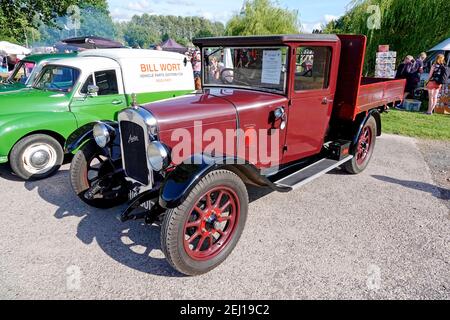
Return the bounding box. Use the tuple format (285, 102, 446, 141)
(333, 35, 406, 121)
(357, 77, 405, 113)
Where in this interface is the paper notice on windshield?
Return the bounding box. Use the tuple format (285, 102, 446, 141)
(261, 50, 282, 85)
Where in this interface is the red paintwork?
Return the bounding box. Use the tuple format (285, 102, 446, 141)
(142, 34, 406, 169)
(183, 186, 240, 261)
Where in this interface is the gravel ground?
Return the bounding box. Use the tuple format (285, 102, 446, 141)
(417, 139, 450, 211)
(0, 134, 448, 300)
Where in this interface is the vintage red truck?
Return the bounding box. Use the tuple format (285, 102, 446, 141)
(67, 34, 406, 275)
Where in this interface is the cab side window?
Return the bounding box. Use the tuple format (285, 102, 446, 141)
(80, 75, 94, 94)
(295, 47, 332, 91)
(95, 70, 118, 95)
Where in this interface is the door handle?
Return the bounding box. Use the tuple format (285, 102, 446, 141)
(111, 99, 124, 105)
(322, 97, 333, 105)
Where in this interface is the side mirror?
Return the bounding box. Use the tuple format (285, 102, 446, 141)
(87, 85, 99, 95)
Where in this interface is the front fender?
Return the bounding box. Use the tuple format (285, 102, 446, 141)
(159, 154, 219, 209)
(0, 112, 77, 157)
(159, 154, 289, 209)
(65, 121, 119, 153)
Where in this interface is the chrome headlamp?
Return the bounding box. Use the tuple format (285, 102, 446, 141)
(93, 122, 115, 148)
(147, 141, 170, 171)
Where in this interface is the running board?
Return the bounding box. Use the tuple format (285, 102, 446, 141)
(274, 156, 353, 190)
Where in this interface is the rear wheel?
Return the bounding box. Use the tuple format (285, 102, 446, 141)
(9, 134, 64, 180)
(344, 116, 377, 174)
(161, 170, 248, 276)
(70, 140, 128, 208)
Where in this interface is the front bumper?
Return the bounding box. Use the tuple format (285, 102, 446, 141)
(0, 155, 8, 164)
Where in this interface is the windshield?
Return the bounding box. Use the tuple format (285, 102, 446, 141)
(203, 46, 288, 94)
(33, 65, 80, 92)
(7, 61, 36, 84)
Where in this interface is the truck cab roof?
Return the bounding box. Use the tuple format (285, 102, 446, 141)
(193, 34, 340, 47)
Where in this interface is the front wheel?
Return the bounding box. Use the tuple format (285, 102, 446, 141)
(9, 134, 64, 180)
(70, 140, 128, 208)
(344, 116, 377, 174)
(161, 169, 249, 276)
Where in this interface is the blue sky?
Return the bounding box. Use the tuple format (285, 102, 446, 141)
(107, 0, 353, 32)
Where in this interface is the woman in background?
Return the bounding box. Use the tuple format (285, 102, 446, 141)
(426, 54, 448, 115)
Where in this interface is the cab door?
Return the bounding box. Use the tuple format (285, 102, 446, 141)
(283, 43, 338, 163)
(70, 69, 126, 126)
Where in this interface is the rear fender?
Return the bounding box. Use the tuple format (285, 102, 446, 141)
(351, 109, 381, 153)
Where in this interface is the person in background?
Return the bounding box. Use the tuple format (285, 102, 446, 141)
(426, 54, 448, 115)
(395, 55, 415, 108)
(192, 52, 202, 90)
(7, 54, 19, 72)
(155, 45, 162, 51)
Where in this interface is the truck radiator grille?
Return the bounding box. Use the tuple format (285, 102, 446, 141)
(119, 120, 149, 185)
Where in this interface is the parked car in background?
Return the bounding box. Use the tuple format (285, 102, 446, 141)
(0, 49, 195, 180)
(68, 34, 406, 275)
(0, 53, 77, 94)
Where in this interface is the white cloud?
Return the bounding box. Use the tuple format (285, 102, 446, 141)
(302, 22, 322, 33)
(324, 14, 339, 23)
(127, 0, 151, 12)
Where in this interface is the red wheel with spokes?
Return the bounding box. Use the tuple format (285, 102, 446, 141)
(345, 116, 377, 174)
(161, 170, 248, 276)
(183, 186, 240, 261)
(356, 126, 373, 166)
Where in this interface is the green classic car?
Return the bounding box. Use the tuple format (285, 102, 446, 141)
(0, 48, 195, 180)
(0, 52, 77, 94)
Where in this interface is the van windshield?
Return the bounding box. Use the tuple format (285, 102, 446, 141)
(203, 46, 288, 94)
(33, 65, 80, 93)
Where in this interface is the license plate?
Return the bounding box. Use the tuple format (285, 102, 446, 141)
(129, 187, 154, 210)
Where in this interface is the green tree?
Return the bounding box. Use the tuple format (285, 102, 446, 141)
(116, 15, 226, 48)
(0, 0, 109, 43)
(225, 0, 300, 36)
(323, 0, 450, 74)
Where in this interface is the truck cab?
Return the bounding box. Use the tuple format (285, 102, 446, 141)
(71, 35, 406, 276)
(0, 49, 194, 179)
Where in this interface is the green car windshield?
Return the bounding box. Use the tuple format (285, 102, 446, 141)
(7, 60, 36, 84)
(33, 65, 80, 93)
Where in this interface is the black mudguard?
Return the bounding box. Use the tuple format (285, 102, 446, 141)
(351, 109, 381, 153)
(65, 121, 119, 153)
(159, 154, 289, 209)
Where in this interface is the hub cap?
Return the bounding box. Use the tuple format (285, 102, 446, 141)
(356, 126, 372, 166)
(22, 143, 57, 174)
(183, 186, 240, 261)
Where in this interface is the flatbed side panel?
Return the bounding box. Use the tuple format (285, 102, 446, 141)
(356, 78, 406, 113)
(333, 34, 367, 121)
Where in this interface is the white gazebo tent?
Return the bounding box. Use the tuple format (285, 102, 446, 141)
(429, 38, 450, 52)
(0, 41, 31, 56)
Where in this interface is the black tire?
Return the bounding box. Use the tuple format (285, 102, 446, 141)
(344, 116, 377, 174)
(9, 134, 64, 180)
(161, 169, 248, 276)
(70, 140, 128, 209)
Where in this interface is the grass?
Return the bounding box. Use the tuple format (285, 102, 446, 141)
(381, 109, 450, 140)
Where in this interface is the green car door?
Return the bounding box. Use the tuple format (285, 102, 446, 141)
(70, 69, 127, 126)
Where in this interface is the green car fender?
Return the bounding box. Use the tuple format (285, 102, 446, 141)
(0, 112, 78, 163)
